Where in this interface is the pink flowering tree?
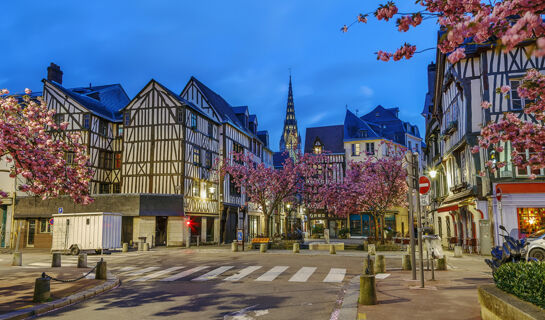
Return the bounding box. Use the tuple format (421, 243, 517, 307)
(221, 151, 325, 237)
(343, 1, 545, 174)
(318, 144, 407, 243)
(0, 90, 93, 204)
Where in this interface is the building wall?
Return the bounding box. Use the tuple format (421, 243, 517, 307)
(167, 216, 185, 246)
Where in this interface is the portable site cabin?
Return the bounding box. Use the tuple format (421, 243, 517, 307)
(51, 212, 122, 255)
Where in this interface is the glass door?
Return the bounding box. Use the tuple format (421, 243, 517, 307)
(27, 219, 36, 247)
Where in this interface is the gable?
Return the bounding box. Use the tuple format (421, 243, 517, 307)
(180, 80, 221, 123)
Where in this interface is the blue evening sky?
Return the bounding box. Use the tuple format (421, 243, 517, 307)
(1, 1, 437, 151)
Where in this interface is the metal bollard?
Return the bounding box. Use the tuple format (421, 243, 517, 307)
(402, 254, 411, 271)
(95, 258, 107, 280)
(260, 243, 267, 253)
(374, 254, 386, 274)
(51, 252, 61, 268)
(144, 243, 150, 251)
(77, 253, 87, 268)
(231, 242, 238, 252)
(33, 273, 51, 302)
(293, 243, 300, 253)
(12, 251, 22, 266)
(329, 244, 336, 254)
(122, 243, 128, 253)
(359, 275, 377, 305)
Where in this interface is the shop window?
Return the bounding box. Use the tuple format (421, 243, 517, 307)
(113, 183, 121, 194)
(192, 180, 200, 197)
(40, 219, 51, 233)
(517, 208, 545, 237)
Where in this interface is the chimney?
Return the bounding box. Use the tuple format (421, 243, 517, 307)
(47, 63, 63, 84)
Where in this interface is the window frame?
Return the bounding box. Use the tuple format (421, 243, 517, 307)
(193, 147, 201, 166)
(83, 114, 90, 129)
(192, 180, 200, 197)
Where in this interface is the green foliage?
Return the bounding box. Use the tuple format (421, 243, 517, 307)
(493, 262, 545, 309)
(312, 224, 324, 235)
(338, 228, 350, 239)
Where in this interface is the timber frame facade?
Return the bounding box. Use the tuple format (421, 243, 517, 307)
(424, 40, 545, 253)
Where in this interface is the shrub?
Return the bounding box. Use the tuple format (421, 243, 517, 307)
(338, 228, 350, 239)
(493, 262, 545, 309)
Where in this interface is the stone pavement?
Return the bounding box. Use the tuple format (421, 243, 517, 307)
(353, 253, 493, 320)
(0, 265, 104, 315)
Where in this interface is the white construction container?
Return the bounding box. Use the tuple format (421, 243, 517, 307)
(51, 212, 122, 255)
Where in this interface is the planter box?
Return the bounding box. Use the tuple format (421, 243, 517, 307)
(308, 242, 344, 251)
(478, 285, 545, 320)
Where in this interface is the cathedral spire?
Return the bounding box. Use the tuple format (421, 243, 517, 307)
(279, 74, 301, 158)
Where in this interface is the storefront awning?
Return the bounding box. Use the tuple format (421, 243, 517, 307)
(437, 204, 459, 213)
(496, 183, 545, 194)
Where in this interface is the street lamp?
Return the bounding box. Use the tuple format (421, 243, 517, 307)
(429, 169, 437, 178)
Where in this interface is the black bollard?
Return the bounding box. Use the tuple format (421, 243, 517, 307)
(33, 273, 51, 302)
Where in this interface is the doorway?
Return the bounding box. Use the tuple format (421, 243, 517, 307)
(122, 216, 133, 245)
(155, 216, 167, 246)
(27, 219, 36, 247)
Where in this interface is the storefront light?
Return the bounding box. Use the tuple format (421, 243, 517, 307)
(429, 169, 437, 178)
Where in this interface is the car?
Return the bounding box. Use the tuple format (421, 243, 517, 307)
(525, 229, 545, 261)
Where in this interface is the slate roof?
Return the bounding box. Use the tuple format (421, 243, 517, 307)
(190, 77, 244, 128)
(232, 106, 249, 115)
(359, 105, 421, 143)
(304, 125, 345, 154)
(344, 109, 380, 141)
(257, 130, 269, 147)
(273, 152, 289, 169)
(46, 80, 129, 122)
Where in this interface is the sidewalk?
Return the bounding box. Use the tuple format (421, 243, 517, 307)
(350, 253, 493, 320)
(0, 265, 104, 315)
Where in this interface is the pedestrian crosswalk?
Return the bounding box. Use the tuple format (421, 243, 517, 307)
(110, 264, 349, 284)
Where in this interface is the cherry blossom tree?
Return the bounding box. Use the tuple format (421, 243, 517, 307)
(220, 151, 325, 237)
(343, 1, 545, 174)
(318, 145, 407, 243)
(0, 90, 93, 204)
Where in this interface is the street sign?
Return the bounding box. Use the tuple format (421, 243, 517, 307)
(496, 186, 502, 202)
(237, 229, 243, 242)
(420, 194, 430, 206)
(57, 207, 63, 214)
(49, 218, 54, 226)
(419, 176, 431, 195)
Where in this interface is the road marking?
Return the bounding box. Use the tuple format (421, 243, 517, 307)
(289, 267, 316, 282)
(133, 266, 185, 281)
(28, 262, 51, 267)
(125, 266, 160, 276)
(192, 266, 234, 281)
(116, 266, 136, 272)
(255, 266, 289, 282)
(224, 266, 262, 281)
(323, 268, 346, 282)
(375, 273, 390, 280)
(160, 266, 210, 281)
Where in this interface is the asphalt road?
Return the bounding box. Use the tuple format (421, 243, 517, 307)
(32, 248, 373, 320)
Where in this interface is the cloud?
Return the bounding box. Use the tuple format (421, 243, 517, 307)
(359, 85, 374, 97)
(306, 112, 328, 125)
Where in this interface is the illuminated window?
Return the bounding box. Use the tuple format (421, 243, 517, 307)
(517, 208, 545, 237)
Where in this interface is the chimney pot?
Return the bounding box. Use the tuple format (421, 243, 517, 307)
(47, 63, 63, 84)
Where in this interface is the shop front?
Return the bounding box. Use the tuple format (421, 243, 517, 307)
(493, 183, 545, 244)
(349, 213, 398, 239)
(308, 210, 347, 238)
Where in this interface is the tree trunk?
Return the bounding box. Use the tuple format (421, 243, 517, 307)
(263, 213, 270, 237)
(373, 214, 379, 243)
(380, 215, 386, 244)
(222, 208, 229, 244)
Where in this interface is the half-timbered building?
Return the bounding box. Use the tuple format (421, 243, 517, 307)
(425, 40, 545, 254)
(121, 79, 221, 246)
(181, 77, 273, 242)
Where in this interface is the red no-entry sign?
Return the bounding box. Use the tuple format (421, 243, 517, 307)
(419, 176, 431, 194)
(496, 186, 502, 202)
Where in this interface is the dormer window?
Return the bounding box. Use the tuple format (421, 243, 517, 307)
(358, 130, 368, 138)
(313, 140, 323, 154)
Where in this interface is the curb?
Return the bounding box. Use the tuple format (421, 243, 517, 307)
(0, 274, 119, 320)
(335, 276, 360, 320)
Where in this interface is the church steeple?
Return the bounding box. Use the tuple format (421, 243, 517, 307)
(279, 74, 301, 158)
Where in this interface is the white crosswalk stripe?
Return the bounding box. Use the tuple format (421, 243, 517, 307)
(224, 266, 262, 281)
(133, 266, 185, 281)
(323, 268, 346, 282)
(126, 266, 160, 276)
(192, 266, 234, 281)
(160, 266, 209, 282)
(255, 266, 289, 282)
(375, 273, 391, 280)
(116, 266, 136, 272)
(289, 267, 316, 282)
(28, 262, 51, 267)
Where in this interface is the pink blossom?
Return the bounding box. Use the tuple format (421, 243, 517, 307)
(481, 101, 492, 109)
(24, 88, 32, 94)
(358, 14, 368, 23)
(471, 146, 480, 154)
(447, 47, 466, 64)
(500, 85, 511, 94)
